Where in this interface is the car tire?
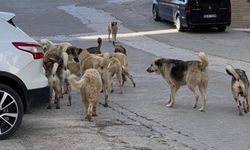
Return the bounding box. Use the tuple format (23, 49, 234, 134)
(176, 16, 185, 32)
(0, 84, 23, 140)
(218, 26, 227, 32)
(153, 6, 160, 21)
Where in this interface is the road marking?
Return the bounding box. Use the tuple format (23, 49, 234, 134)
(34, 4, 250, 75)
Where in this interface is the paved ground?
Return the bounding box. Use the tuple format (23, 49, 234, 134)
(1, 0, 250, 150)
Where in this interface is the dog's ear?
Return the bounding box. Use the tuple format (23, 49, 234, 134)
(155, 59, 163, 67)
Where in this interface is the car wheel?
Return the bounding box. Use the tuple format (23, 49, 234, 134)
(153, 6, 160, 21)
(176, 16, 185, 32)
(0, 84, 23, 140)
(218, 26, 227, 32)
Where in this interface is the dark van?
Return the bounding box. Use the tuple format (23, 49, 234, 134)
(152, 0, 231, 32)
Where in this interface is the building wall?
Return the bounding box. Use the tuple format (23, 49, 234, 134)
(231, 0, 250, 28)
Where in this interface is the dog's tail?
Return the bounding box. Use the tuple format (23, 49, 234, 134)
(225, 64, 240, 80)
(67, 74, 84, 90)
(198, 52, 208, 70)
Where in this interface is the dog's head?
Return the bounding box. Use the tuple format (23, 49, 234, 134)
(111, 21, 117, 27)
(146, 58, 163, 74)
(40, 39, 53, 52)
(66, 46, 84, 63)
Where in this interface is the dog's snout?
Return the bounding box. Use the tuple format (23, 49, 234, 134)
(146, 67, 153, 73)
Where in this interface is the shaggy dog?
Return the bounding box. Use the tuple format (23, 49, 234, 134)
(43, 51, 71, 109)
(108, 21, 118, 42)
(68, 69, 102, 121)
(113, 41, 127, 55)
(86, 37, 102, 54)
(103, 52, 136, 87)
(67, 61, 81, 77)
(146, 52, 208, 112)
(226, 64, 249, 116)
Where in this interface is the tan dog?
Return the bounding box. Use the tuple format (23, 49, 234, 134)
(43, 51, 72, 109)
(108, 21, 118, 42)
(103, 52, 136, 87)
(68, 69, 102, 121)
(40, 39, 72, 70)
(40, 39, 72, 53)
(146, 52, 208, 112)
(67, 61, 80, 76)
(226, 65, 249, 116)
(98, 55, 123, 94)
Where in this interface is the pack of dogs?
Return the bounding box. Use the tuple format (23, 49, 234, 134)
(40, 21, 249, 121)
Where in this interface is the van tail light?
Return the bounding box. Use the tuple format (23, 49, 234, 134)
(12, 42, 44, 59)
(185, 5, 191, 15)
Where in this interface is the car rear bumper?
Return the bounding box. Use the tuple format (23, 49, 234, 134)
(26, 86, 49, 113)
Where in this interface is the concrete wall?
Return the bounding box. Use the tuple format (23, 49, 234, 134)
(231, 0, 250, 28)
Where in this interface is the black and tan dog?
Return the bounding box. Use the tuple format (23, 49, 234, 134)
(146, 52, 208, 112)
(226, 64, 249, 116)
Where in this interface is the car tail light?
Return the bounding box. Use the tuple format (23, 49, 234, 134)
(185, 4, 191, 15)
(12, 42, 44, 59)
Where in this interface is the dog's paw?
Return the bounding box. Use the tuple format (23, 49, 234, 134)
(47, 106, 51, 109)
(104, 103, 109, 107)
(193, 105, 198, 109)
(85, 115, 92, 121)
(199, 107, 205, 112)
(239, 112, 244, 116)
(166, 103, 173, 108)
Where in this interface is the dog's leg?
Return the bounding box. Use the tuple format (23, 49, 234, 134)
(93, 101, 98, 116)
(55, 89, 60, 109)
(234, 95, 243, 116)
(108, 30, 111, 42)
(247, 97, 249, 113)
(47, 87, 53, 109)
(116, 70, 123, 94)
(123, 69, 136, 87)
(243, 96, 249, 113)
(167, 85, 179, 107)
(188, 85, 199, 109)
(65, 79, 72, 106)
(113, 33, 116, 42)
(167, 95, 172, 104)
(198, 86, 207, 112)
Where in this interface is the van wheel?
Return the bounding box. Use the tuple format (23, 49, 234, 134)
(218, 26, 227, 32)
(0, 84, 23, 140)
(153, 6, 160, 21)
(176, 16, 185, 32)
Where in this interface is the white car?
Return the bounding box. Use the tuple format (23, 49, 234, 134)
(0, 12, 49, 140)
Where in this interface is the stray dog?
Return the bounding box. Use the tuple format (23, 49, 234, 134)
(108, 21, 118, 42)
(40, 39, 72, 53)
(41, 39, 72, 70)
(146, 52, 208, 112)
(86, 37, 102, 54)
(226, 64, 249, 116)
(68, 69, 102, 121)
(113, 41, 127, 55)
(43, 51, 72, 109)
(98, 54, 123, 94)
(103, 52, 136, 87)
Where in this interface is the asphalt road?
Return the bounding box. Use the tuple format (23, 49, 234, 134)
(1, 0, 250, 150)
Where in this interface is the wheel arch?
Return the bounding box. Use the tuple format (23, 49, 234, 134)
(0, 71, 28, 112)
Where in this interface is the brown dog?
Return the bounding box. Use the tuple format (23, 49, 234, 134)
(146, 52, 208, 112)
(226, 64, 249, 116)
(68, 69, 102, 121)
(108, 21, 118, 42)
